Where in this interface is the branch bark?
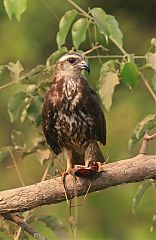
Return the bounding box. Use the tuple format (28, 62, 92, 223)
(0, 154, 155, 214)
(1, 213, 47, 240)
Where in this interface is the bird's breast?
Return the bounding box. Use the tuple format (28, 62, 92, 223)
(55, 107, 94, 153)
(52, 77, 95, 152)
(62, 79, 83, 110)
(63, 80, 77, 100)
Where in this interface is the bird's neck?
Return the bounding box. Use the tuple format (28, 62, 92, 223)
(55, 69, 82, 80)
(53, 71, 84, 103)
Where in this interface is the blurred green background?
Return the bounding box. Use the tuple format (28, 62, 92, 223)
(0, 0, 155, 239)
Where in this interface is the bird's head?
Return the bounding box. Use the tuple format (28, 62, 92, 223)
(56, 52, 90, 77)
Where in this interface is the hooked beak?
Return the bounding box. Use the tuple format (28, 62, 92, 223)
(77, 60, 90, 74)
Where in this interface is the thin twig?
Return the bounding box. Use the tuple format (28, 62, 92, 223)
(9, 150, 25, 187)
(147, 133, 156, 140)
(86, 55, 146, 59)
(93, 25, 103, 64)
(109, 36, 127, 55)
(0, 81, 15, 91)
(40, 0, 59, 21)
(140, 132, 156, 154)
(8, 150, 25, 239)
(41, 158, 53, 181)
(142, 74, 156, 102)
(66, 0, 91, 19)
(14, 158, 53, 239)
(73, 178, 78, 240)
(2, 213, 47, 240)
(84, 45, 103, 55)
(87, 21, 93, 48)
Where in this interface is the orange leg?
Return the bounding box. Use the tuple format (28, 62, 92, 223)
(62, 148, 74, 205)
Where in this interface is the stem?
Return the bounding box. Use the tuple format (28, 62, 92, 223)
(109, 36, 127, 55)
(41, 158, 53, 181)
(40, 0, 59, 21)
(9, 150, 25, 187)
(67, 0, 127, 56)
(15, 158, 53, 239)
(142, 74, 156, 102)
(2, 213, 47, 240)
(140, 132, 156, 154)
(66, 0, 91, 18)
(84, 45, 103, 55)
(86, 55, 146, 59)
(0, 81, 15, 91)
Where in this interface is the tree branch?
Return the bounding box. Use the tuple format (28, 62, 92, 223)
(0, 154, 155, 214)
(1, 213, 47, 240)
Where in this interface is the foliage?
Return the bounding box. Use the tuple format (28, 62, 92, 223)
(98, 60, 119, 111)
(0, 1, 156, 239)
(3, 0, 27, 22)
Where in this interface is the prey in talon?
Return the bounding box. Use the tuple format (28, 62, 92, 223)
(42, 52, 106, 185)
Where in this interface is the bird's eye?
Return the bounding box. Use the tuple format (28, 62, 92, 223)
(68, 58, 76, 64)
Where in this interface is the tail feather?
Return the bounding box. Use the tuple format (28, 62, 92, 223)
(71, 142, 105, 167)
(85, 142, 105, 163)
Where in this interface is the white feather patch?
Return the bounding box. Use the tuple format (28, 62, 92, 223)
(58, 53, 83, 62)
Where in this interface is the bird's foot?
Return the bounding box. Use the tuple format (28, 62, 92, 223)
(73, 161, 102, 178)
(62, 168, 76, 205)
(62, 168, 72, 181)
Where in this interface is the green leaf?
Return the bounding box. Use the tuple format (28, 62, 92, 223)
(46, 47, 68, 66)
(4, 0, 27, 22)
(90, 8, 109, 41)
(0, 147, 10, 163)
(145, 52, 156, 71)
(22, 65, 53, 89)
(98, 60, 119, 111)
(39, 216, 68, 240)
(27, 65, 45, 76)
(91, 8, 123, 46)
(132, 181, 151, 214)
(121, 62, 140, 89)
(27, 96, 44, 127)
(11, 130, 25, 150)
(7, 61, 24, 82)
(22, 65, 46, 84)
(72, 18, 88, 50)
(152, 71, 156, 91)
(106, 15, 123, 47)
(20, 97, 31, 122)
(56, 9, 77, 49)
(128, 114, 156, 149)
(8, 92, 26, 122)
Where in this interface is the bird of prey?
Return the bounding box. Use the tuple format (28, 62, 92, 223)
(42, 52, 106, 177)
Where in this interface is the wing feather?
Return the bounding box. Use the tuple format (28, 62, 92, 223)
(42, 91, 61, 155)
(82, 84, 106, 145)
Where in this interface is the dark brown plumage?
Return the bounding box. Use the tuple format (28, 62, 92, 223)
(42, 52, 106, 173)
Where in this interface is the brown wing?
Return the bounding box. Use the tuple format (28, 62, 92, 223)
(42, 91, 61, 155)
(82, 84, 106, 145)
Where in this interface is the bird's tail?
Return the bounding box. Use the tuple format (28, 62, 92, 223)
(85, 141, 105, 164)
(72, 142, 105, 167)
